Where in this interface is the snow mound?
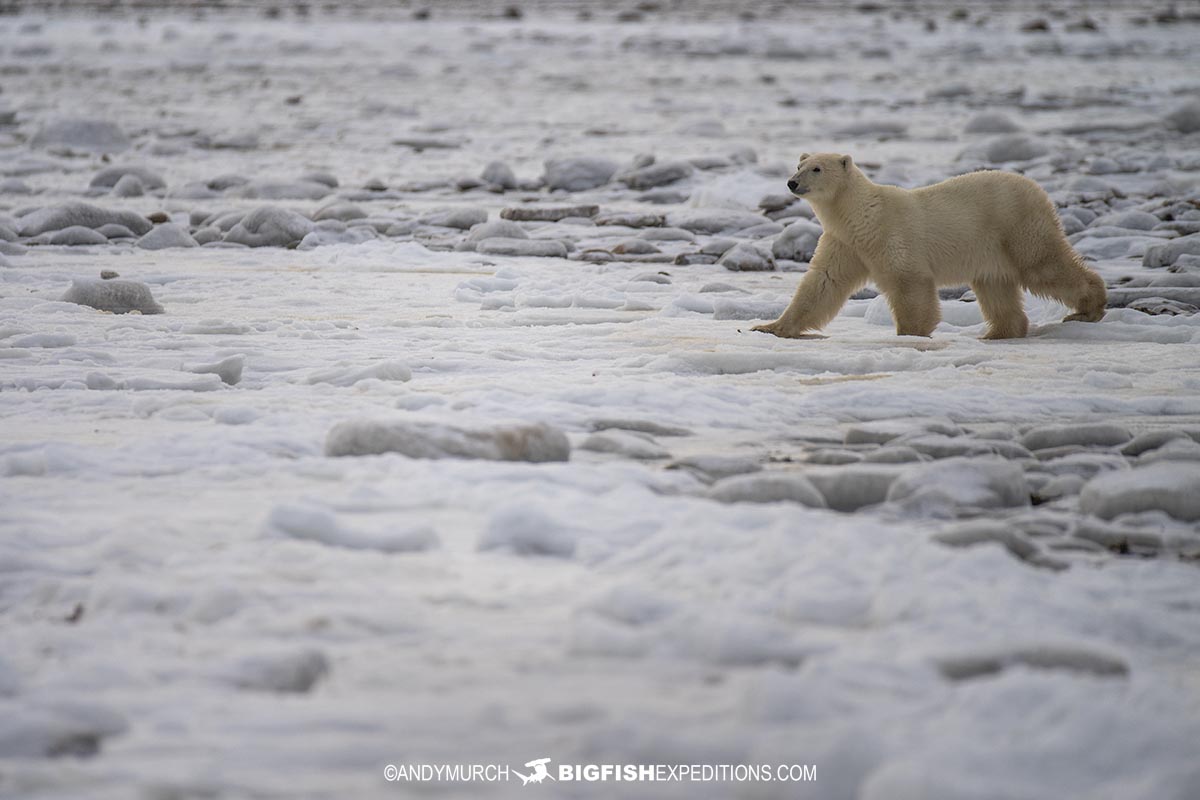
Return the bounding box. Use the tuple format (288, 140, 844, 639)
(61, 278, 164, 315)
(886, 457, 1029, 515)
(707, 472, 827, 507)
(1079, 462, 1200, 521)
(267, 502, 439, 553)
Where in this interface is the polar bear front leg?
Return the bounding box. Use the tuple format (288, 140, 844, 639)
(752, 237, 868, 338)
(882, 276, 940, 337)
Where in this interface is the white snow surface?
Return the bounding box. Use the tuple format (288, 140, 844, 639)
(2, 3, 1200, 799)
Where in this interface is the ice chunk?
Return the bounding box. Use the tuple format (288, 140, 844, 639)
(325, 417, 570, 462)
(186, 354, 244, 386)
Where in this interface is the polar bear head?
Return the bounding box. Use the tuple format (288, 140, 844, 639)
(786, 153, 853, 201)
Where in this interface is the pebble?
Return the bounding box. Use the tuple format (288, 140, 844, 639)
(223, 206, 314, 248)
(501, 205, 598, 222)
(541, 157, 619, 191)
(137, 223, 198, 250)
(325, 418, 570, 462)
(61, 277, 164, 314)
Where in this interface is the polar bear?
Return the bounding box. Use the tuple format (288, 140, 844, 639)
(752, 153, 1107, 340)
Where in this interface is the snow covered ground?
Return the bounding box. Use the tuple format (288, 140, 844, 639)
(2, 2, 1200, 798)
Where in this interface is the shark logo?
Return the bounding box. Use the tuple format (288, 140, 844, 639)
(513, 758, 555, 786)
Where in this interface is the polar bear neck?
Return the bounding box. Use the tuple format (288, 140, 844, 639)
(808, 167, 884, 247)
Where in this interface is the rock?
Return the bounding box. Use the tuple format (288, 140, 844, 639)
(771, 219, 822, 261)
(1138, 438, 1200, 465)
(30, 117, 131, 154)
(48, 226, 108, 246)
(325, 418, 570, 462)
(137, 223, 198, 250)
(580, 430, 670, 459)
(312, 203, 367, 222)
(89, 165, 165, 191)
(590, 418, 693, 437)
(707, 473, 827, 507)
(481, 161, 518, 190)
(932, 520, 1046, 564)
(666, 455, 761, 483)
(465, 220, 527, 244)
(297, 227, 377, 249)
(963, 112, 1022, 134)
(61, 278, 164, 314)
(718, 243, 775, 271)
(1127, 297, 1198, 316)
(500, 205, 598, 222)
(541, 157, 619, 191)
(1080, 462, 1200, 521)
(862, 446, 926, 464)
(618, 160, 694, 189)
(392, 136, 463, 151)
(936, 644, 1127, 682)
(223, 206, 314, 248)
(223, 648, 329, 694)
(886, 457, 1029, 514)
(1020, 423, 1132, 451)
(192, 226, 223, 245)
(1165, 100, 1200, 134)
(1143, 235, 1200, 268)
(110, 174, 144, 198)
(665, 209, 772, 235)
(18, 202, 152, 237)
(475, 238, 568, 258)
(420, 207, 488, 230)
(641, 227, 694, 242)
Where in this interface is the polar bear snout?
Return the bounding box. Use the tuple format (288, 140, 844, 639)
(787, 177, 808, 195)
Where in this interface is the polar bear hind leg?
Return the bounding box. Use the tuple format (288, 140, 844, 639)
(1023, 250, 1107, 323)
(972, 279, 1029, 340)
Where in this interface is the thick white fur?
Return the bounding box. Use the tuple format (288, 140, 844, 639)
(753, 153, 1107, 339)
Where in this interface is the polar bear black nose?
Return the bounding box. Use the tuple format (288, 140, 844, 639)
(787, 180, 799, 192)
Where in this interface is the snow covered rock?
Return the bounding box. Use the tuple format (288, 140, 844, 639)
(235, 180, 332, 201)
(541, 157, 619, 191)
(618, 160, 694, 190)
(886, 457, 1029, 514)
(223, 206, 314, 248)
(845, 417, 963, 445)
(305, 361, 411, 386)
(0, 700, 128, 758)
(771, 219, 822, 261)
(48, 226, 108, 246)
(89, 165, 165, 191)
(481, 160, 518, 190)
(707, 473, 827, 507)
(1165, 100, 1200, 134)
(1143, 235, 1200, 268)
(325, 418, 570, 462)
(18, 202, 152, 237)
(186, 354, 245, 385)
(1020, 423, 1132, 451)
(30, 117, 131, 154)
(964, 134, 1049, 164)
(935, 643, 1128, 681)
(1079, 462, 1200, 521)
(61, 278, 164, 314)
(465, 220, 527, 244)
(477, 506, 576, 558)
(137, 223, 198, 250)
(110, 174, 144, 197)
(312, 203, 367, 222)
(500, 205, 598, 222)
(718, 243, 776, 271)
(1120, 430, 1193, 457)
(806, 465, 904, 511)
(666, 209, 773, 235)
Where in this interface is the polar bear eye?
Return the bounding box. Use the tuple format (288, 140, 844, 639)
(812, 167, 821, 174)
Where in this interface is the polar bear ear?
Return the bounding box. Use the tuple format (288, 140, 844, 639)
(841, 154, 853, 169)
(798, 152, 811, 162)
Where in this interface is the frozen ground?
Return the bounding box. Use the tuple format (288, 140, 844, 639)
(3, 2, 1200, 799)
